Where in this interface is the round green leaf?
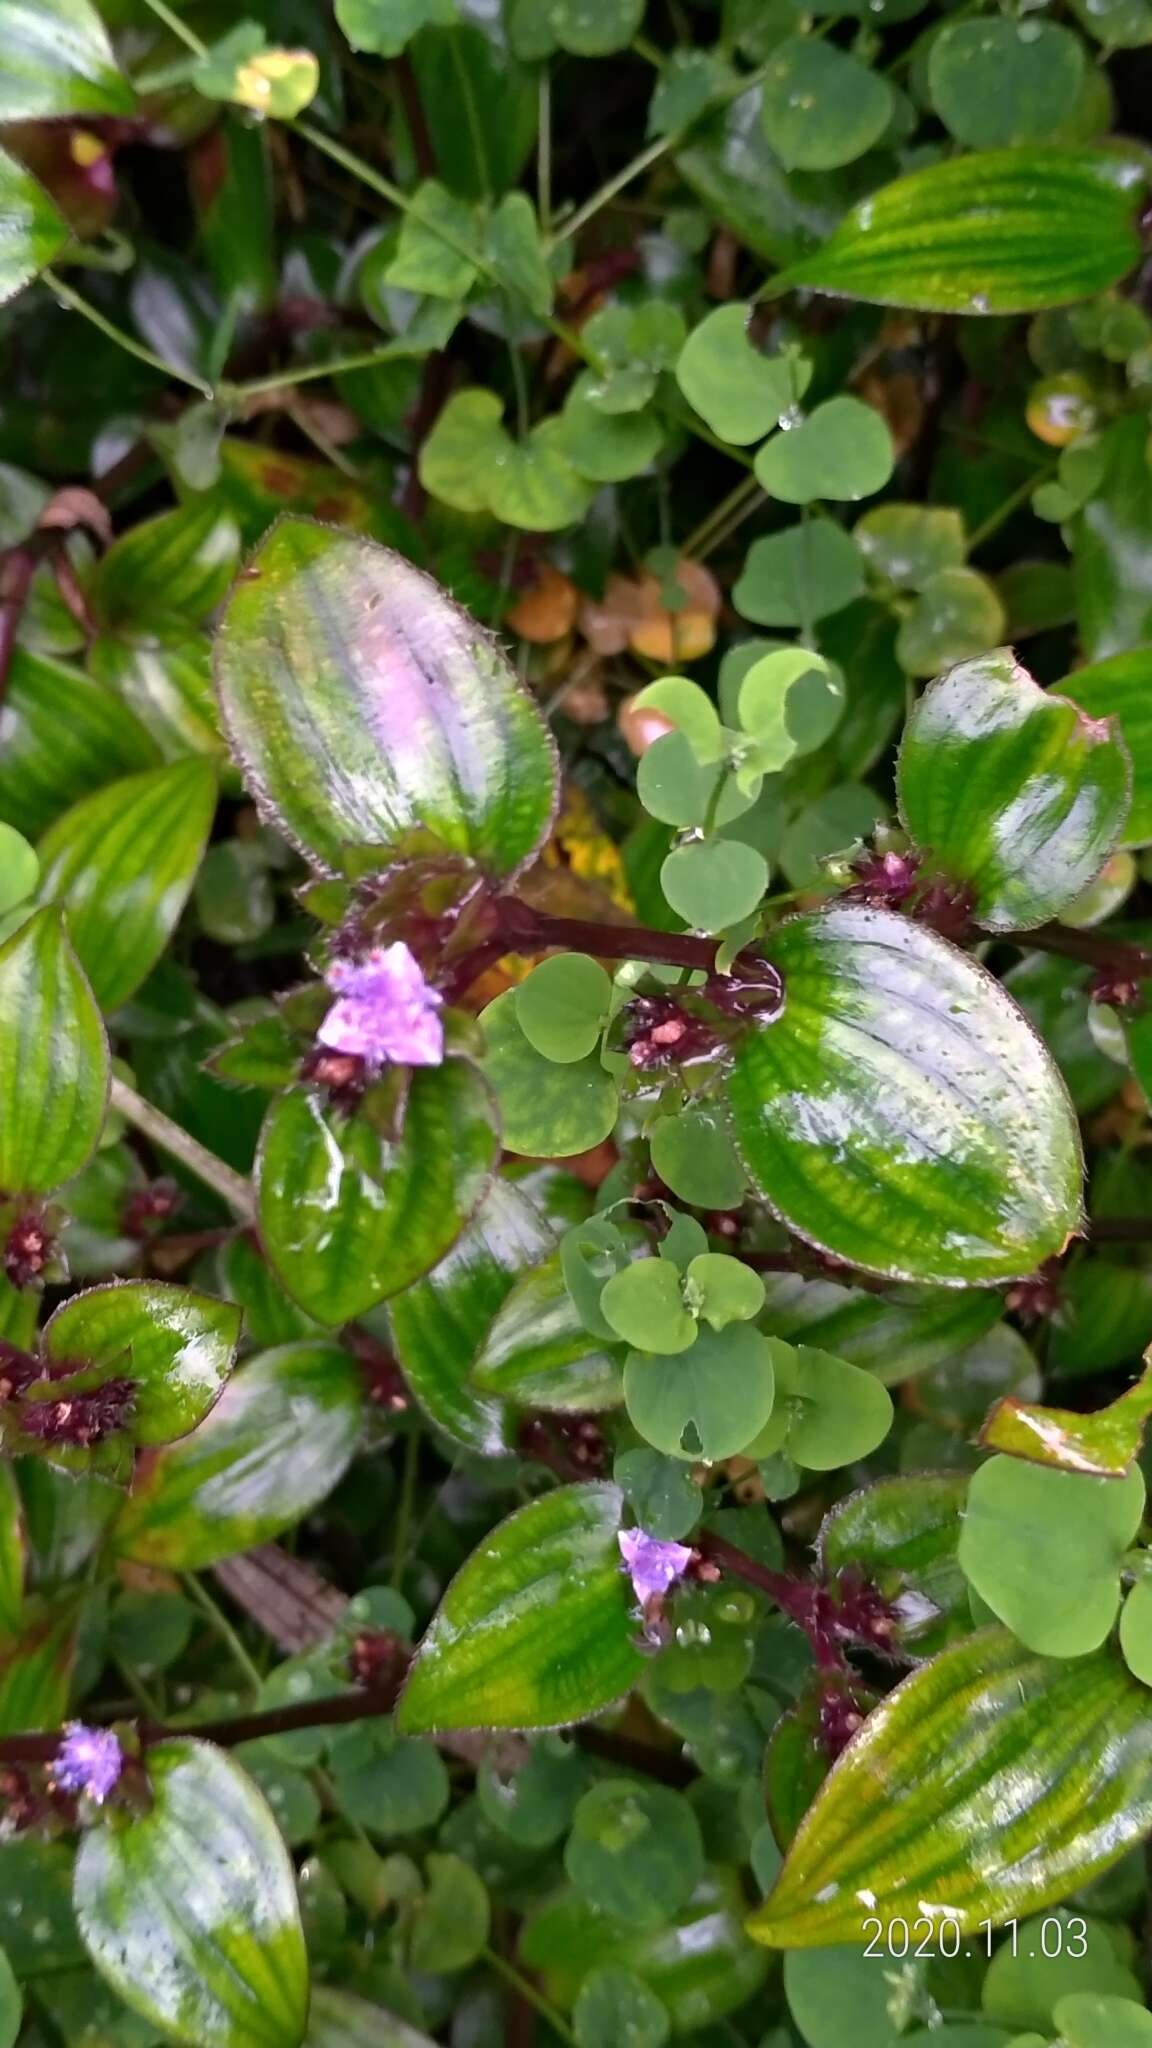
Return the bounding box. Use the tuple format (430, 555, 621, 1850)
(624, 1322, 776, 1460)
(409, 1851, 490, 1973)
(514, 953, 612, 1064)
(1055, 1993, 1152, 2048)
(727, 904, 1083, 1283)
(676, 305, 808, 445)
(637, 733, 751, 830)
(478, 1736, 589, 1848)
(734, 520, 865, 628)
(755, 398, 894, 505)
(983, 1914, 1140, 2029)
(786, 1946, 930, 2048)
(1119, 1577, 1152, 1686)
(959, 1458, 1145, 1657)
(73, 1739, 308, 2048)
(648, 1104, 746, 1210)
(777, 1343, 894, 1470)
(0, 906, 109, 1196)
(895, 568, 1005, 677)
(684, 1252, 764, 1330)
(600, 1257, 697, 1354)
(855, 503, 968, 591)
(551, 0, 644, 55)
(41, 1281, 241, 1449)
(761, 37, 894, 171)
(215, 518, 559, 878)
(113, 1342, 365, 1569)
(480, 989, 619, 1156)
(660, 837, 768, 932)
(615, 1446, 703, 1542)
(631, 677, 724, 764)
(574, 1964, 670, 2048)
(565, 1779, 705, 1930)
(560, 1214, 636, 1342)
(556, 377, 664, 483)
(929, 21, 1085, 149)
(897, 648, 1132, 929)
(737, 647, 834, 769)
(258, 1062, 498, 1324)
(397, 1482, 646, 1732)
(327, 1725, 450, 1839)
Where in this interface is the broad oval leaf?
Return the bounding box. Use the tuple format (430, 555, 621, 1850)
(957, 1457, 1145, 1656)
(751, 1630, 1152, 1947)
(0, 649, 158, 840)
(772, 149, 1146, 314)
(727, 903, 1083, 1284)
(758, 1268, 1002, 1388)
(1058, 648, 1152, 846)
(112, 1341, 364, 1569)
(73, 1738, 308, 2048)
(258, 1063, 498, 1325)
(37, 758, 218, 1011)
(215, 518, 559, 876)
(897, 649, 1131, 929)
(479, 989, 619, 1158)
(818, 1473, 970, 1658)
(0, 146, 68, 306)
(472, 1252, 624, 1413)
(396, 1482, 646, 1732)
(0, 907, 108, 1195)
(41, 1281, 242, 1448)
(0, 0, 134, 120)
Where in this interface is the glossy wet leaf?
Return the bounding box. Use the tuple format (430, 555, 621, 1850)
(397, 1483, 646, 1732)
(0, 649, 158, 840)
(819, 1473, 970, 1657)
(772, 149, 1146, 313)
(768, 1341, 894, 1470)
(258, 1063, 498, 1324)
(728, 903, 1083, 1283)
(601, 1258, 697, 1354)
(755, 397, 894, 505)
(479, 990, 618, 1157)
(565, 1779, 704, 1929)
(895, 567, 1006, 677)
(624, 1322, 776, 1461)
(855, 503, 968, 591)
(980, 1361, 1152, 1476)
(0, 0, 134, 121)
(929, 20, 1085, 148)
(74, 1738, 308, 2048)
(95, 502, 241, 629)
(752, 1629, 1152, 1947)
(0, 906, 108, 1195)
(675, 305, 806, 444)
(660, 837, 768, 932)
(1058, 648, 1152, 845)
(958, 1458, 1145, 1655)
(897, 648, 1131, 929)
(1073, 420, 1152, 662)
(39, 1281, 241, 1449)
(89, 623, 225, 765)
(472, 1252, 624, 1413)
(113, 1342, 364, 1569)
(758, 1267, 1002, 1388)
(215, 518, 558, 877)
(37, 758, 218, 1011)
(760, 38, 894, 172)
(0, 145, 68, 305)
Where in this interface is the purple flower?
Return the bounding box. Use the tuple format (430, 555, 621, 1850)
(52, 1723, 123, 1805)
(618, 1529, 694, 1606)
(317, 942, 444, 1070)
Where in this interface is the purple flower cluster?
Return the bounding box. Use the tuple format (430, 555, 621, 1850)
(318, 941, 444, 1071)
(52, 1723, 123, 1804)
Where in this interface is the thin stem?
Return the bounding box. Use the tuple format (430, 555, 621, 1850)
(482, 1947, 577, 2046)
(181, 1574, 264, 1698)
(506, 317, 531, 437)
(109, 1078, 257, 1222)
(537, 66, 553, 234)
(1016, 923, 1152, 978)
(967, 466, 1055, 552)
(42, 271, 213, 399)
(682, 472, 762, 560)
(226, 343, 419, 400)
(136, 0, 207, 53)
(390, 1426, 421, 1590)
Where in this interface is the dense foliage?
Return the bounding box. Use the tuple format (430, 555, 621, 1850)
(3, 1, 1152, 2044)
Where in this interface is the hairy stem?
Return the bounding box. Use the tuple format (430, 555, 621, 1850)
(109, 1078, 256, 1222)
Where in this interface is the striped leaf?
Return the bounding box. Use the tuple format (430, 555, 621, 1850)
(0, 907, 108, 1194)
(0, 650, 157, 840)
(0, 145, 68, 305)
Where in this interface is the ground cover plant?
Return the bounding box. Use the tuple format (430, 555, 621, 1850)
(4, 1, 1152, 2044)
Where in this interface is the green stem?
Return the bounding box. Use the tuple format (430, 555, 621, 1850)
(181, 1573, 264, 1698)
(225, 343, 414, 400)
(390, 1426, 421, 1590)
(682, 471, 762, 559)
(967, 466, 1055, 552)
(136, 0, 207, 54)
(109, 1078, 256, 1222)
(482, 1948, 577, 2046)
(41, 271, 213, 399)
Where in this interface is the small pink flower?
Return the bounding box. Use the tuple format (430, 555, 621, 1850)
(317, 942, 444, 1070)
(52, 1723, 123, 1804)
(618, 1528, 694, 1606)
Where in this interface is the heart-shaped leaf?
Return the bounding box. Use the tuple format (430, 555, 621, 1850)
(958, 1457, 1145, 1655)
(397, 1481, 646, 1731)
(898, 649, 1131, 929)
(727, 903, 1083, 1283)
(389, 1178, 553, 1453)
(980, 1360, 1152, 1477)
(0, 0, 134, 121)
(74, 1738, 309, 2048)
(472, 1251, 624, 1413)
(772, 149, 1146, 313)
(113, 1341, 364, 1569)
(0, 146, 68, 305)
(479, 990, 619, 1157)
(39, 1282, 241, 1448)
(0, 907, 108, 1195)
(37, 758, 218, 1011)
(215, 518, 558, 876)
(0, 650, 158, 840)
(675, 304, 806, 445)
(258, 1061, 498, 1325)
(1058, 649, 1152, 846)
(751, 1630, 1152, 1947)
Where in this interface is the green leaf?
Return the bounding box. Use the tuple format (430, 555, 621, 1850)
(929, 21, 1085, 149)
(648, 1103, 746, 1210)
(0, 146, 68, 305)
(768, 1341, 894, 1469)
(982, 1914, 1139, 2028)
(0, 1950, 19, 2048)
(631, 676, 725, 765)
(113, 1341, 364, 1569)
(565, 1779, 704, 1929)
(761, 37, 894, 172)
(895, 567, 1006, 677)
(514, 953, 612, 1064)
(1119, 1576, 1152, 1685)
(728, 904, 1083, 1282)
(856, 502, 968, 591)
(1072, 420, 1152, 662)
(410, 20, 536, 200)
(754, 398, 894, 505)
(0, 648, 158, 840)
(0, 824, 36, 918)
(574, 1965, 669, 2048)
(736, 647, 834, 769)
(472, 1252, 624, 1413)
(95, 502, 241, 629)
(40, 1281, 241, 1447)
(37, 757, 218, 1011)
(215, 519, 558, 877)
(819, 1473, 970, 1657)
(397, 1482, 646, 1731)
(0, 0, 133, 120)
(958, 1458, 1144, 1655)
(409, 1851, 489, 1973)
(734, 520, 864, 628)
(624, 1322, 776, 1460)
(601, 1259, 698, 1354)
(486, 192, 553, 317)
(676, 306, 808, 445)
(74, 1738, 308, 2048)
(660, 838, 768, 932)
(580, 300, 687, 414)
(751, 1629, 1152, 1946)
(327, 1724, 449, 1838)
(258, 1064, 498, 1324)
(615, 1446, 702, 1542)
(479, 990, 618, 1157)
(1058, 649, 1152, 844)
(0, 906, 108, 1195)
(89, 622, 225, 766)
(1056, 1993, 1152, 2048)
(772, 149, 1146, 313)
(389, 1178, 551, 1453)
(685, 1252, 763, 1330)
(554, 379, 663, 483)
(335, 0, 456, 57)
(550, 0, 643, 56)
(385, 180, 482, 298)
(980, 1362, 1152, 1477)
(304, 1988, 437, 2047)
(897, 648, 1131, 929)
